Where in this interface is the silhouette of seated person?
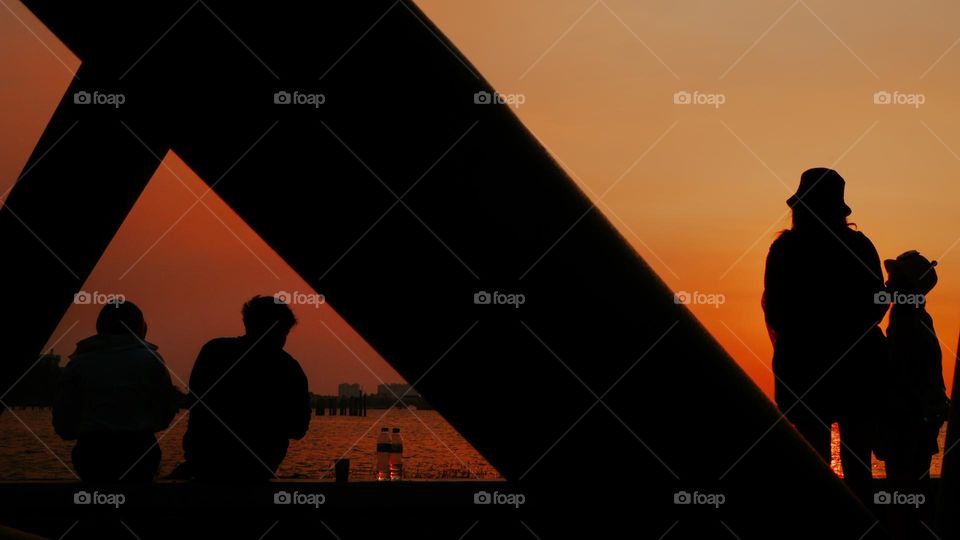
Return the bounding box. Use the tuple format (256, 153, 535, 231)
(181, 296, 310, 481)
(53, 300, 178, 481)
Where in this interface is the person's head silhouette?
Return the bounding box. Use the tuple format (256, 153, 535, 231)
(96, 299, 147, 339)
(242, 295, 298, 348)
(787, 168, 852, 230)
(884, 250, 939, 295)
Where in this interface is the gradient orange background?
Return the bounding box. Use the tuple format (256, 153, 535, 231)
(2, 0, 959, 399)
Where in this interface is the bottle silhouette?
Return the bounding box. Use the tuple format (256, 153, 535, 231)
(389, 427, 403, 481)
(376, 427, 391, 481)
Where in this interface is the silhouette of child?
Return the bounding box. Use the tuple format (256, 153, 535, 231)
(876, 251, 948, 518)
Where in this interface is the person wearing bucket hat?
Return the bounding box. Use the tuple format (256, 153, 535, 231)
(786, 167, 852, 218)
(762, 168, 888, 505)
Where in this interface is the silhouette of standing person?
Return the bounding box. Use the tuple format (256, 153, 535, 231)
(181, 296, 310, 481)
(53, 300, 178, 481)
(875, 251, 948, 539)
(762, 168, 888, 502)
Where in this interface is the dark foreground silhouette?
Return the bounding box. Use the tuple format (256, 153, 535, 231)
(764, 168, 888, 503)
(765, 169, 953, 540)
(178, 296, 310, 481)
(876, 250, 949, 539)
(52, 301, 177, 481)
(1, 0, 894, 536)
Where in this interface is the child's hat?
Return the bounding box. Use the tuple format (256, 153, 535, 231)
(883, 250, 938, 293)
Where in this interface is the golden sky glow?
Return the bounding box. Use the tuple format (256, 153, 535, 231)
(3, 0, 960, 398)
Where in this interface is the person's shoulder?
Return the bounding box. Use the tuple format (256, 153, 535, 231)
(196, 337, 244, 363)
(279, 349, 300, 366)
(844, 228, 878, 251)
(844, 228, 869, 241)
(61, 354, 87, 373)
(130, 347, 171, 378)
(201, 336, 242, 351)
(63, 335, 100, 368)
(131, 344, 164, 363)
(768, 230, 796, 253)
(279, 350, 306, 375)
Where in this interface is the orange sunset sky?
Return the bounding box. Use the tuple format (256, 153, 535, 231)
(2, 0, 960, 398)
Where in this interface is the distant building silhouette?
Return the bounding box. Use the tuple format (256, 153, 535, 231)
(338, 383, 362, 398)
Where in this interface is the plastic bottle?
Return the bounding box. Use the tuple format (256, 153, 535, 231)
(389, 427, 403, 481)
(376, 427, 391, 481)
